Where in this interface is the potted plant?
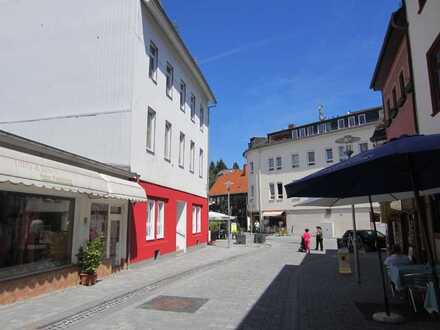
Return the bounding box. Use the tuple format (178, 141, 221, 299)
(77, 236, 105, 286)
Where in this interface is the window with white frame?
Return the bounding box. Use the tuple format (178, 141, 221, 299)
(291, 154, 300, 168)
(277, 183, 283, 200)
(307, 151, 315, 166)
(338, 118, 345, 129)
(299, 127, 306, 138)
(164, 121, 172, 161)
(146, 200, 155, 240)
(292, 129, 299, 140)
(358, 113, 366, 125)
(146, 108, 156, 152)
(276, 156, 282, 170)
(348, 116, 356, 127)
(269, 183, 275, 200)
(179, 132, 185, 167)
(148, 42, 158, 82)
(192, 205, 202, 234)
(199, 148, 204, 178)
(307, 126, 315, 136)
(156, 201, 165, 239)
(190, 94, 196, 122)
(179, 80, 186, 111)
(359, 143, 368, 153)
(338, 146, 346, 160)
(250, 161, 254, 173)
(190, 141, 195, 173)
(268, 158, 274, 171)
(165, 63, 173, 98)
(325, 148, 333, 163)
(318, 123, 326, 134)
(200, 107, 204, 130)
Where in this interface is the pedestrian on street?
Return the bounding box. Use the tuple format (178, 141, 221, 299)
(302, 228, 311, 254)
(315, 226, 324, 251)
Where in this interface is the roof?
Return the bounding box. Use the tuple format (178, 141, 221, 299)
(146, 0, 216, 104)
(370, 7, 408, 90)
(209, 167, 248, 196)
(0, 129, 139, 180)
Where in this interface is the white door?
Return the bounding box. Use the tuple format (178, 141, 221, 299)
(109, 206, 123, 266)
(176, 201, 187, 252)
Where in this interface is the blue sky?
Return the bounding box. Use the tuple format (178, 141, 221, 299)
(162, 0, 401, 167)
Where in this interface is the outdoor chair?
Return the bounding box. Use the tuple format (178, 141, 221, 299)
(384, 265, 396, 297)
(403, 272, 434, 313)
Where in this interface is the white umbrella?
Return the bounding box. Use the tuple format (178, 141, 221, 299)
(208, 211, 236, 222)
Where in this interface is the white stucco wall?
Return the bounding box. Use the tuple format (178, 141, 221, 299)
(405, 0, 440, 134)
(129, 2, 210, 197)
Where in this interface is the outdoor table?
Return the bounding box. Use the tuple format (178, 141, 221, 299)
(388, 264, 440, 291)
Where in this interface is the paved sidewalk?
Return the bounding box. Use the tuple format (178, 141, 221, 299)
(1, 241, 267, 330)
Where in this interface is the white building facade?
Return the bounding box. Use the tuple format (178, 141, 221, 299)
(245, 108, 382, 238)
(0, 0, 216, 263)
(404, 0, 440, 135)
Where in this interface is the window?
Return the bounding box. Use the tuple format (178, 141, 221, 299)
(339, 146, 346, 160)
(146, 108, 156, 152)
(165, 63, 173, 98)
(292, 129, 299, 140)
(199, 148, 204, 178)
(338, 118, 345, 129)
(306, 126, 315, 136)
(277, 183, 283, 200)
(348, 116, 356, 127)
(307, 151, 315, 166)
(299, 127, 306, 138)
(358, 114, 366, 125)
(427, 32, 440, 115)
(268, 158, 274, 171)
(250, 185, 255, 198)
(190, 94, 196, 122)
(190, 141, 195, 173)
(392, 87, 397, 108)
(291, 154, 300, 168)
(148, 42, 158, 82)
(359, 143, 368, 153)
(157, 201, 165, 239)
(146, 200, 155, 240)
(269, 183, 275, 200)
(0, 191, 74, 280)
(399, 72, 406, 99)
(318, 123, 326, 134)
(276, 156, 282, 170)
(178, 132, 185, 168)
(200, 107, 204, 130)
(164, 121, 172, 161)
(179, 80, 186, 111)
(192, 205, 202, 234)
(250, 161, 254, 173)
(325, 148, 333, 163)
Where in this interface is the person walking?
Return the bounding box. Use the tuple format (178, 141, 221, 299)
(315, 226, 324, 251)
(302, 228, 311, 254)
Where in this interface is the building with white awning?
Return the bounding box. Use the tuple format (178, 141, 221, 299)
(0, 130, 146, 304)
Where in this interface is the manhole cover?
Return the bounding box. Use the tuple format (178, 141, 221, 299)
(139, 295, 208, 313)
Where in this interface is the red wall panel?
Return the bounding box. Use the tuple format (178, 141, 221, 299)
(129, 180, 208, 264)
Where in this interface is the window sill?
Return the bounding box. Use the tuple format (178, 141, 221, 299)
(308, 163, 315, 166)
(146, 237, 155, 241)
(164, 157, 171, 163)
(327, 160, 333, 163)
(149, 76, 158, 85)
(180, 106, 186, 112)
(178, 164, 184, 169)
(146, 148, 155, 155)
(166, 93, 173, 101)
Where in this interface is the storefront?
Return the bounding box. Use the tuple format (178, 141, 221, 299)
(0, 130, 146, 304)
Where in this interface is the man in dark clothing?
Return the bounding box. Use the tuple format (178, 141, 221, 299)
(315, 226, 324, 251)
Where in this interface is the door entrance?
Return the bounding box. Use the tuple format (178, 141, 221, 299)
(109, 206, 123, 266)
(176, 201, 187, 252)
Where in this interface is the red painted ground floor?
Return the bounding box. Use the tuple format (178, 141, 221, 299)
(128, 180, 208, 264)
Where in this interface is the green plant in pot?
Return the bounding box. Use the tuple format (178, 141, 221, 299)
(77, 236, 105, 286)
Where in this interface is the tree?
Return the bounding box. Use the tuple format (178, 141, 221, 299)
(232, 162, 240, 170)
(209, 159, 228, 188)
(215, 159, 228, 173)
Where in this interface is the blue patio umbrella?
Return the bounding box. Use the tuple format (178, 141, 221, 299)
(285, 134, 440, 322)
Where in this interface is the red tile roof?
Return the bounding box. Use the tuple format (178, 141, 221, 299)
(209, 167, 248, 196)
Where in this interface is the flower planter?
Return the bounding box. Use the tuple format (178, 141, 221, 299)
(79, 273, 97, 286)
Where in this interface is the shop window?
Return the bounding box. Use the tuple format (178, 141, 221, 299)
(427, 32, 440, 116)
(192, 205, 201, 234)
(0, 191, 74, 280)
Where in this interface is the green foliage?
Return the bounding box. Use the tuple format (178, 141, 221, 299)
(209, 159, 229, 188)
(76, 236, 105, 274)
(209, 221, 221, 232)
(232, 162, 240, 170)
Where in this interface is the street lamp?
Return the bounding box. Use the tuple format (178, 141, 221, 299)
(225, 180, 233, 248)
(335, 134, 361, 285)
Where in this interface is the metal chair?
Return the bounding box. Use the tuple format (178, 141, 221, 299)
(403, 272, 434, 312)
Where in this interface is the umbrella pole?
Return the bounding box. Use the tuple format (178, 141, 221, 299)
(369, 195, 403, 323)
(351, 204, 361, 285)
(408, 156, 440, 303)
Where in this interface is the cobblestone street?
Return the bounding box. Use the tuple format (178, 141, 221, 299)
(1, 236, 439, 329)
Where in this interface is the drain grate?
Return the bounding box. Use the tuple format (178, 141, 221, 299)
(139, 295, 208, 313)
